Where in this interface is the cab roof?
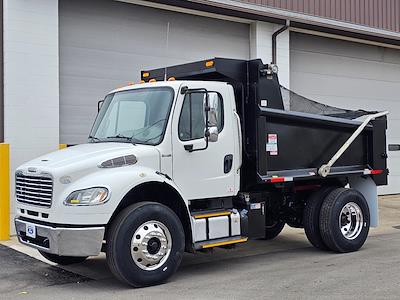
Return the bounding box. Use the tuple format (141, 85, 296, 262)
(108, 80, 229, 95)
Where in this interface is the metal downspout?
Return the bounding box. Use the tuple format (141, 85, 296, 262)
(272, 20, 290, 65)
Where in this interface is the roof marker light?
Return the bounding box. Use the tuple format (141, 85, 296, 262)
(168, 77, 176, 81)
(143, 72, 150, 78)
(205, 60, 214, 68)
(149, 79, 157, 83)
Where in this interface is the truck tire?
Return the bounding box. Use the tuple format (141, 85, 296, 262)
(38, 251, 88, 265)
(263, 221, 285, 240)
(303, 186, 336, 250)
(106, 202, 185, 287)
(319, 188, 370, 253)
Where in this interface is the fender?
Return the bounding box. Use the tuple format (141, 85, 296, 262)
(112, 166, 190, 218)
(51, 165, 189, 226)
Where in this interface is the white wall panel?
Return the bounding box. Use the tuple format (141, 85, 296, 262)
(250, 21, 290, 88)
(59, 0, 250, 144)
(4, 0, 60, 232)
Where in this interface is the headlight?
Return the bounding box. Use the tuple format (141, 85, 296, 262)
(64, 187, 109, 206)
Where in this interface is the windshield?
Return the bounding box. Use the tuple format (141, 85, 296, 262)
(90, 87, 174, 145)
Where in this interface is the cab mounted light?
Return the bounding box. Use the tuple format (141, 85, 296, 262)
(142, 72, 150, 78)
(205, 60, 214, 68)
(149, 79, 157, 83)
(168, 77, 176, 81)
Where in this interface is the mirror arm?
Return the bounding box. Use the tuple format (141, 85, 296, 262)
(97, 99, 104, 112)
(184, 92, 211, 153)
(186, 138, 209, 153)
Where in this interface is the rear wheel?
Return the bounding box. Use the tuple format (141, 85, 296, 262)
(106, 202, 185, 287)
(263, 220, 285, 240)
(319, 188, 370, 253)
(303, 186, 336, 250)
(38, 251, 87, 265)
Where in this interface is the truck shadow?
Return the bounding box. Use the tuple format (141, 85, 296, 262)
(60, 230, 324, 288)
(54, 228, 383, 293)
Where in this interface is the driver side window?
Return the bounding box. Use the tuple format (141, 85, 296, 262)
(178, 92, 223, 141)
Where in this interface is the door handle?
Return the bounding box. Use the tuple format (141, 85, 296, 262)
(389, 144, 400, 151)
(224, 154, 233, 173)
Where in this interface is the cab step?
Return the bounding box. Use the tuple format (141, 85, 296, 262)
(195, 236, 248, 250)
(192, 210, 232, 219)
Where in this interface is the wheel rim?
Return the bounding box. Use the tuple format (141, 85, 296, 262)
(339, 202, 363, 240)
(131, 220, 172, 271)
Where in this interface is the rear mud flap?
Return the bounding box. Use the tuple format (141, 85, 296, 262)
(349, 176, 378, 227)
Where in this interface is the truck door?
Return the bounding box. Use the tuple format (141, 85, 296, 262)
(171, 82, 237, 200)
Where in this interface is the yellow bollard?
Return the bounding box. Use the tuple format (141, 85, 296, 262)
(0, 144, 10, 241)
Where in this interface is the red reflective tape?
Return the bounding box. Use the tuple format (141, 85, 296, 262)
(270, 177, 285, 183)
(370, 169, 383, 175)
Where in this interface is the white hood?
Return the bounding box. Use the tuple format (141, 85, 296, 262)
(17, 143, 161, 175)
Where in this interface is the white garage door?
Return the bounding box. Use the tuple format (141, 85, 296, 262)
(290, 32, 400, 194)
(59, 0, 249, 144)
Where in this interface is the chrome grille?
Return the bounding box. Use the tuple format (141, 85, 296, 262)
(16, 172, 53, 208)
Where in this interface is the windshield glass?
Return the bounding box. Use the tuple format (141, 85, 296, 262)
(90, 87, 174, 145)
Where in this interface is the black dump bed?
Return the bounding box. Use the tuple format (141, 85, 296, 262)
(142, 58, 388, 189)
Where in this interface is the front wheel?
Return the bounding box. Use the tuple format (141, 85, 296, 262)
(106, 202, 185, 287)
(319, 188, 370, 253)
(39, 251, 87, 265)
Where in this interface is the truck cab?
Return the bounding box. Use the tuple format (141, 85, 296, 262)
(14, 58, 388, 287)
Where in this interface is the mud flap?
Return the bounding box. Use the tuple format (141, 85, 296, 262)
(349, 176, 378, 227)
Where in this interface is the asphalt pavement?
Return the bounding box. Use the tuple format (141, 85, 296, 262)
(1, 195, 399, 299)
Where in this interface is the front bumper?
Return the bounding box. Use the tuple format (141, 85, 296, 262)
(15, 218, 105, 257)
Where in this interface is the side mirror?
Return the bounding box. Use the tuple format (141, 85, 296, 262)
(206, 126, 219, 142)
(203, 92, 219, 143)
(98, 100, 104, 112)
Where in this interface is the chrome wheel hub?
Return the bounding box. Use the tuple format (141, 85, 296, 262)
(339, 202, 363, 240)
(131, 220, 172, 271)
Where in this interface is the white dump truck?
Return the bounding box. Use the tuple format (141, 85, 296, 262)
(15, 58, 388, 287)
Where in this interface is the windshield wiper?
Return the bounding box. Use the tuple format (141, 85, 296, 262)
(88, 135, 101, 142)
(106, 134, 137, 144)
(106, 134, 130, 139)
(130, 119, 167, 139)
(141, 133, 164, 143)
